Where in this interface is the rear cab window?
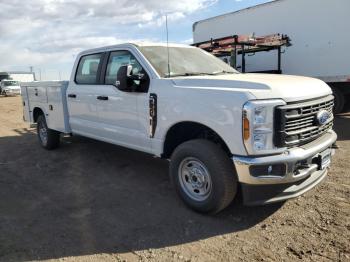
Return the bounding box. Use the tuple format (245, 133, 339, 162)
(75, 53, 103, 84)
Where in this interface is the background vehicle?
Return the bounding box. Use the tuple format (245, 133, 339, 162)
(21, 43, 336, 213)
(192, 0, 350, 113)
(1, 80, 21, 96)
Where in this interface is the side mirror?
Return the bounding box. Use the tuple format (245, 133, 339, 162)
(115, 65, 133, 91)
(115, 64, 148, 92)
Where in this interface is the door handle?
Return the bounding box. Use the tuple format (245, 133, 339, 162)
(68, 94, 76, 98)
(97, 96, 108, 101)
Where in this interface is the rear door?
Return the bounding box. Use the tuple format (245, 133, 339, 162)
(66, 53, 105, 137)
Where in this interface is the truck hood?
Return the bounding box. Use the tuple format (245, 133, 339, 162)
(171, 73, 332, 102)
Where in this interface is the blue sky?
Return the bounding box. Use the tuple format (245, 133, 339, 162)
(0, 0, 271, 80)
(157, 0, 272, 43)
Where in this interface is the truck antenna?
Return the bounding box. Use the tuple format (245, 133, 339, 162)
(165, 15, 171, 77)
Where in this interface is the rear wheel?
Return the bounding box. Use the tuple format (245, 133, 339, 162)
(37, 114, 60, 150)
(170, 139, 237, 214)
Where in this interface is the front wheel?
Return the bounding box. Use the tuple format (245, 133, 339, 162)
(37, 115, 60, 150)
(170, 139, 237, 214)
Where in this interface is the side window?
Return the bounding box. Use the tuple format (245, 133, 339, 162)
(105, 51, 144, 85)
(75, 53, 103, 84)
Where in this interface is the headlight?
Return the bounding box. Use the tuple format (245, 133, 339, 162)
(243, 99, 286, 155)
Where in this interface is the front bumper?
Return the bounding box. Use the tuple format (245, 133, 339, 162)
(232, 130, 337, 205)
(3, 89, 21, 95)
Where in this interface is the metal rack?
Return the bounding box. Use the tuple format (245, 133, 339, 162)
(193, 34, 291, 74)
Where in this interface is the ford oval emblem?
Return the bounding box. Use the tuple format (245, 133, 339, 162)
(316, 110, 331, 126)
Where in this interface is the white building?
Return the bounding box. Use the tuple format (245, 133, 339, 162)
(0, 71, 36, 82)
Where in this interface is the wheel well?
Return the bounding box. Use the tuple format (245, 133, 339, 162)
(162, 122, 231, 159)
(33, 107, 44, 123)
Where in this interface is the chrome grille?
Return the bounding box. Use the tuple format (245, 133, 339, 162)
(275, 95, 334, 147)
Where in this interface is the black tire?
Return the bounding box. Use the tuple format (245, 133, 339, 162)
(332, 87, 345, 114)
(37, 114, 60, 150)
(170, 139, 237, 214)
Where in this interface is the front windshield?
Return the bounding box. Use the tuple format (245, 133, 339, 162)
(3, 81, 19, 86)
(138, 46, 238, 78)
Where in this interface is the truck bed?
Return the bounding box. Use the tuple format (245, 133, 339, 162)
(21, 81, 71, 133)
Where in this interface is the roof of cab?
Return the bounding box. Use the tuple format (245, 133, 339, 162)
(78, 42, 194, 56)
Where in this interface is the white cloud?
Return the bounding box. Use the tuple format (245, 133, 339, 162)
(0, 0, 217, 79)
(181, 38, 194, 44)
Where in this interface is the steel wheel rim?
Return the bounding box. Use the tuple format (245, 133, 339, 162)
(39, 121, 48, 145)
(178, 157, 212, 201)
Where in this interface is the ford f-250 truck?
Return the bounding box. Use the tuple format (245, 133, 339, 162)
(21, 43, 337, 213)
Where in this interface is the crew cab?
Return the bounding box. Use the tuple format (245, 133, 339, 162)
(21, 43, 337, 213)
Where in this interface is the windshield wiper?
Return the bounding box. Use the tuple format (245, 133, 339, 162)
(212, 70, 237, 75)
(165, 72, 216, 78)
(165, 71, 237, 78)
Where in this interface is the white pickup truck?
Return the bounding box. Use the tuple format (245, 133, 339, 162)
(1, 80, 21, 96)
(21, 43, 337, 213)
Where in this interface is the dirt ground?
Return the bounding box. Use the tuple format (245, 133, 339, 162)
(0, 96, 349, 262)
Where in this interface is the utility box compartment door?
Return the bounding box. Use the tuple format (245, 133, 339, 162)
(20, 86, 31, 122)
(46, 82, 70, 133)
(27, 85, 48, 103)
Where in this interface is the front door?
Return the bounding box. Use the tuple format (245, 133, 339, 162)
(95, 50, 151, 152)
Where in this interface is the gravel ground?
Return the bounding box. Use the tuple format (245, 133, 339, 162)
(0, 96, 349, 262)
